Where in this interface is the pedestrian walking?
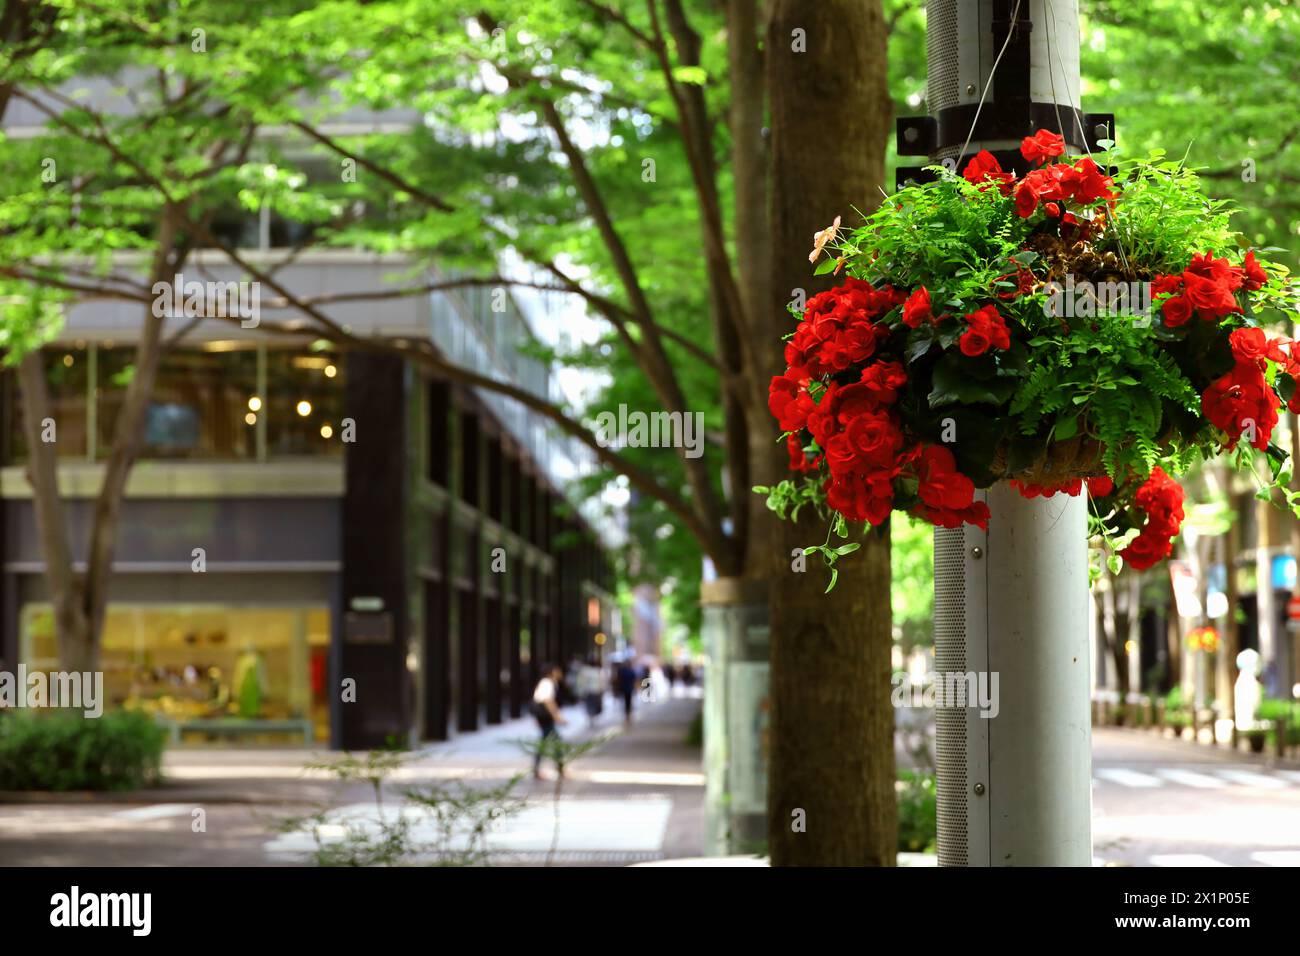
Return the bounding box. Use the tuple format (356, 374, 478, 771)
(577, 654, 604, 729)
(616, 655, 639, 724)
(529, 663, 568, 779)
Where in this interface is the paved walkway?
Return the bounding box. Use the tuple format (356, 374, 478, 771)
(0, 691, 705, 866)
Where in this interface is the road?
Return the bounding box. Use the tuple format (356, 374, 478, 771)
(1092, 727, 1300, 867)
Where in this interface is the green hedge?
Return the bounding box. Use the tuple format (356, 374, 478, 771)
(0, 709, 167, 791)
(1259, 699, 1300, 746)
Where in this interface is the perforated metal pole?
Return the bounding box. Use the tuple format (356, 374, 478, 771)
(928, 0, 1093, 866)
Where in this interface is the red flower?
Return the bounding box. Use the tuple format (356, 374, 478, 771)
(959, 304, 1011, 356)
(1121, 528, 1173, 571)
(912, 445, 990, 530)
(1186, 251, 1244, 292)
(1152, 274, 1184, 298)
(768, 372, 813, 432)
(1228, 327, 1269, 366)
(825, 472, 894, 526)
(824, 410, 905, 474)
(1020, 129, 1066, 165)
(1242, 250, 1268, 292)
(1160, 295, 1193, 328)
(1009, 478, 1085, 498)
(1058, 157, 1117, 204)
(785, 433, 821, 473)
(1013, 166, 1064, 218)
(902, 286, 933, 328)
(1201, 363, 1278, 451)
(855, 360, 908, 408)
(1014, 178, 1040, 218)
(805, 383, 841, 447)
(1183, 272, 1241, 321)
(1120, 467, 1185, 571)
(963, 150, 1015, 195)
(1086, 475, 1115, 497)
(1133, 467, 1185, 534)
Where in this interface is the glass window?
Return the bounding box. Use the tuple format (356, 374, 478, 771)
(6, 346, 90, 460)
(266, 349, 344, 457)
(97, 344, 258, 459)
(22, 603, 332, 744)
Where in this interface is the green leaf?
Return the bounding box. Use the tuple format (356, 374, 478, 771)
(672, 65, 708, 85)
(813, 256, 839, 276)
(928, 354, 1017, 408)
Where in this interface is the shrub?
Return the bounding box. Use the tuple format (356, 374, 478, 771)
(0, 709, 167, 791)
(1259, 698, 1300, 745)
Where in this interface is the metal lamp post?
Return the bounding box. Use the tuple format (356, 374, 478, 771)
(899, 0, 1112, 866)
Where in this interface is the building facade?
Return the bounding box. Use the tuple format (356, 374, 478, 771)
(0, 255, 618, 749)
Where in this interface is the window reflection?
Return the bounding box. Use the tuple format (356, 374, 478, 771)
(97, 345, 258, 459)
(267, 350, 343, 458)
(4, 344, 344, 463)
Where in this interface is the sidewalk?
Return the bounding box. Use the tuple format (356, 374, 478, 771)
(0, 691, 705, 866)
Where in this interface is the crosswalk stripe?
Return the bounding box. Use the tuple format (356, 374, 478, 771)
(1251, 851, 1300, 866)
(1154, 769, 1227, 789)
(1150, 854, 1228, 867)
(1215, 769, 1288, 790)
(1096, 768, 1162, 788)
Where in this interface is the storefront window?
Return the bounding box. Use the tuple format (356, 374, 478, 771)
(21, 604, 331, 744)
(7, 343, 345, 465)
(266, 349, 344, 457)
(97, 345, 258, 459)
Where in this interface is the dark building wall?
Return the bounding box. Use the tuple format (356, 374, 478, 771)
(339, 352, 412, 749)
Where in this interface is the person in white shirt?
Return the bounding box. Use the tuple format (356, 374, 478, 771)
(530, 663, 567, 779)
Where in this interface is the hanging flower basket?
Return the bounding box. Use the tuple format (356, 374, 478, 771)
(758, 130, 1297, 587)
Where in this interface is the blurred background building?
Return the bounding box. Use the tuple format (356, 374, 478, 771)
(0, 82, 622, 749)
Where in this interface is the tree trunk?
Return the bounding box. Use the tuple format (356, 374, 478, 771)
(762, 0, 896, 866)
(13, 205, 181, 672)
(17, 351, 93, 670)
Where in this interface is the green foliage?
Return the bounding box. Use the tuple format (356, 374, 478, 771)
(0, 710, 166, 791)
(896, 770, 936, 854)
(892, 514, 935, 647)
(1258, 698, 1300, 746)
